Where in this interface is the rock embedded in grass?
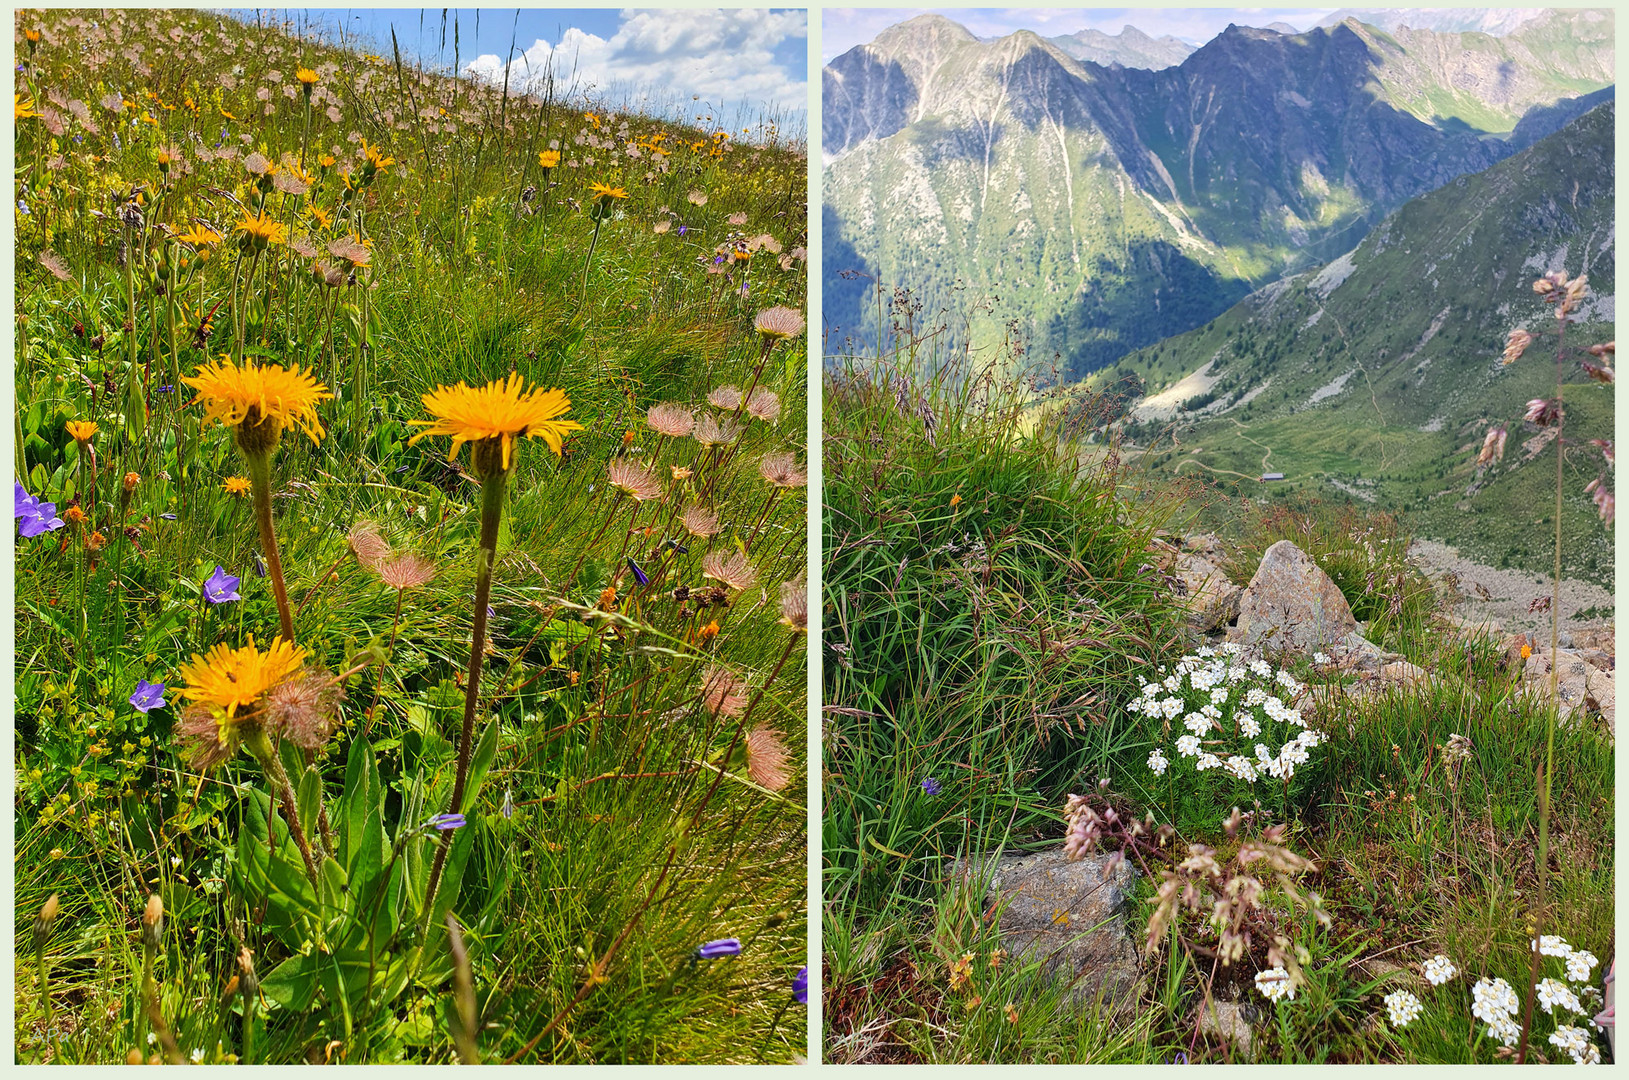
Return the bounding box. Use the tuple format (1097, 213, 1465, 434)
(1229, 539, 1360, 653)
(1173, 550, 1242, 633)
(951, 849, 1142, 1011)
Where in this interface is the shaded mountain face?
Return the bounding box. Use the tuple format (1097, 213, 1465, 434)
(1115, 104, 1614, 581)
(1046, 25, 1194, 70)
(823, 12, 1614, 379)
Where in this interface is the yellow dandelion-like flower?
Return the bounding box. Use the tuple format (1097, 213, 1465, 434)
(361, 139, 394, 171)
(318, 153, 336, 169)
(588, 182, 629, 201)
(222, 476, 252, 497)
(66, 420, 98, 443)
(183, 357, 332, 450)
(15, 94, 40, 120)
(177, 636, 307, 721)
(308, 205, 332, 231)
(174, 223, 223, 247)
(538, 149, 561, 169)
(295, 67, 320, 87)
(236, 211, 288, 250)
(410, 372, 584, 473)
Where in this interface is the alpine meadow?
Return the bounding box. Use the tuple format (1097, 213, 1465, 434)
(14, 8, 809, 1064)
(822, 7, 1614, 1065)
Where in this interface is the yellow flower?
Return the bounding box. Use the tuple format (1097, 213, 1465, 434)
(538, 150, 561, 169)
(295, 67, 320, 87)
(222, 476, 252, 497)
(174, 223, 223, 247)
(177, 636, 307, 721)
(15, 94, 40, 120)
(950, 493, 962, 508)
(220, 106, 238, 121)
(409, 372, 583, 473)
(361, 139, 394, 171)
(236, 211, 288, 250)
(307, 205, 332, 231)
(318, 153, 336, 169)
(23, 28, 40, 44)
(588, 182, 628, 201)
(66, 420, 98, 443)
(183, 357, 332, 450)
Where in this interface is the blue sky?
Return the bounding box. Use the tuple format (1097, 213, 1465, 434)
(821, 8, 1340, 62)
(230, 9, 808, 121)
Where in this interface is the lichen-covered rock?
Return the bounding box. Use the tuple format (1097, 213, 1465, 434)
(1176, 551, 1242, 632)
(952, 849, 1142, 1009)
(1522, 649, 1615, 732)
(1229, 540, 1360, 652)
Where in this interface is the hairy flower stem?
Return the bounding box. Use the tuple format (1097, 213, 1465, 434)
(244, 727, 321, 890)
(1518, 321, 1569, 1064)
(244, 450, 296, 643)
(362, 587, 407, 738)
(424, 467, 506, 919)
(581, 217, 604, 296)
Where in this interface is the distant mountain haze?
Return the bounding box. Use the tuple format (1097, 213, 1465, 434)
(823, 11, 1613, 379)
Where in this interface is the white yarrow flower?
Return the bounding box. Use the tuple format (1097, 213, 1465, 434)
(1422, 954, 1458, 986)
(1565, 949, 1599, 984)
(1383, 989, 1423, 1028)
(1255, 966, 1295, 1002)
(1148, 749, 1169, 776)
(1538, 977, 1585, 1015)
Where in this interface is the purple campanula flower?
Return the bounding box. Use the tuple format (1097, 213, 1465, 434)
(695, 938, 741, 959)
(627, 557, 649, 586)
(921, 777, 941, 796)
(677, 224, 686, 236)
(429, 813, 466, 831)
(793, 965, 808, 1004)
(129, 679, 167, 713)
(159, 512, 178, 521)
(16, 483, 64, 537)
(203, 565, 241, 604)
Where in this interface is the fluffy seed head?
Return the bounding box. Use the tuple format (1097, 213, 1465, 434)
(702, 550, 757, 591)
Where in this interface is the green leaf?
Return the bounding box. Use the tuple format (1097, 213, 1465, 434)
(460, 720, 501, 814)
(260, 951, 320, 1013)
(296, 764, 323, 845)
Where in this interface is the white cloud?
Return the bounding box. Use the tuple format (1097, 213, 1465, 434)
(465, 9, 806, 118)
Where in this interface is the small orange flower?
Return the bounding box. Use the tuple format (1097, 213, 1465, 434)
(698, 620, 720, 644)
(222, 476, 252, 497)
(64, 506, 88, 525)
(950, 494, 962, 508)
(622, 430, 636, 447)
(671, 465, 692, 481)
(66, 420, 98, 443)
(567, 670, 580, 687)
(1521, 643, 1533, 660)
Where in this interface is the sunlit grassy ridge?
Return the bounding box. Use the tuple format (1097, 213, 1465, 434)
(15, 8, 807, 1064)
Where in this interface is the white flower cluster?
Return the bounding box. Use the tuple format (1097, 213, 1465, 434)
(1408, 941, 1604, 1062)
(1550, 1025, 1603, 1065)
(1422, 954, 1458, 986)
(1470, 977, 1522, 1047)
(1383, 989, 1423, 1028)
(1131, 644, 1321, 786)
(1255, 965, 1295, 1003)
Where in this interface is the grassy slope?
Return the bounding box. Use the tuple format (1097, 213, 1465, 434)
(1116, 103, 1614, 589)
(821, 346, 1612, 1063)
(15, 9, 807, 1064)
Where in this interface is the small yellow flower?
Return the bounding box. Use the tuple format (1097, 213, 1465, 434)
(174, 224, 223, 247)
(950, 494, 962, 508)
(538, 150, 561, 169)
(409, 372, 584, 474)
(183, 357, 332, 450)
(222, 476, 252, 497)
(361, 139, 394, 171)
(15, 94, 40, 120)
(317, 153, 336, 169)
(295, 67, 320, 87)
(307, 205, 332, 231)
(1521, 643, 1533, 660)
(588, 182, 629, 201)
(177, 636, 307, 721)
(66, 420, 98, 443)
(236, 211, 288, 251)
(23, 28, 41, 44)
(698, 620, 720, 643)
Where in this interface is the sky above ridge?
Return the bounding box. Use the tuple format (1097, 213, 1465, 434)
(230, 9, 808, 124)
(821, 8, 1340, 62)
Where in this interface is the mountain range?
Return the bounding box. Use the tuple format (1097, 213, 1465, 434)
(1117, 101, 1615, 585)
(823, 10, 1614, 379)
